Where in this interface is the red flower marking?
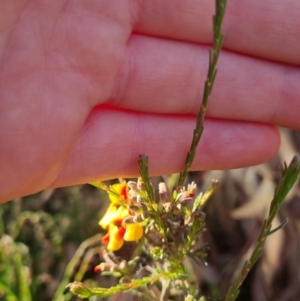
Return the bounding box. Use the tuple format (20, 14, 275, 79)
(94, 266, 102, 273)
(116, 227, 126, 240)
(101, 234, 110, 244)
(120, 184, 128, 201)
(114, 219, 123, 226)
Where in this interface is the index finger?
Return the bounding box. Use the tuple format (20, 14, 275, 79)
(131, 0, 300, 64)
(109, 35, 300, 130)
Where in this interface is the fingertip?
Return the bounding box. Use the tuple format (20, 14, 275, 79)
(192, 120, 281, 170)
(54, 110, 282, 189)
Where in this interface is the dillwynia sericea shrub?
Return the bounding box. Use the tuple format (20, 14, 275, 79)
(66, 1, 300, 300)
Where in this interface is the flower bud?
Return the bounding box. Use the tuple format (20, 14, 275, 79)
(127, 181, 138, 191)
(141, 212, 149, 220)
(122, 216, 135, 224)
(136, 195, 144, 204)
(187, 182, 197, 196)
(137, 178, 146, 191)
(133, 215, 143, 223)
(163, 202, 173, 212)
(118, 260, 128, 270)
(129, 204, 143, 214)
(178, 197, 193, 207)
(66, 282, 92, 298)
(159, 182, 170, 203)
(119, 275, 132, 283)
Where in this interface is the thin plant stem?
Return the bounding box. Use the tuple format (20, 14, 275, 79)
(53, 234, 102, 301)
(177, 0, 227, 189)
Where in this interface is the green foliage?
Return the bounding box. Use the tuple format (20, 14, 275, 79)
(0, 232, 32, 301)
(68, 270, 185, 299)
(224, 155, 300, 301)
(68, 170, 217, 299)
(67, 156, 300, 300)
(0, 186, 107, 301)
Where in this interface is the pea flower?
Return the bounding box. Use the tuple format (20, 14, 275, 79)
(99, 204, 129, 229)
(99, 182, 146, 252)
(123, 223, 143, 241)
(105, 224, 126, 251)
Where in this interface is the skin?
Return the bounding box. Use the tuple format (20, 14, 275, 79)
(1, 0, 300, 203)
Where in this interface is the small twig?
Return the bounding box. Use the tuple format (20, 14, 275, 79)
(177, 0, 227, 189)
(138, 155, 154, 203)
(268, 218, 288, 236)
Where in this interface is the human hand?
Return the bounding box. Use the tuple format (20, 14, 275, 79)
(1, 0, 299, 203)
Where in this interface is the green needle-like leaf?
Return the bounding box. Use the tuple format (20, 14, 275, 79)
(224, 155, 300, 301)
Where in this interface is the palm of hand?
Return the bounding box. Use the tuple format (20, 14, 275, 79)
(0, 1, 131, 200)
(1, 0, 299, 202)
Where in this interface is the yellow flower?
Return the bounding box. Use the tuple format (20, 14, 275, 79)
(106, 224, 125, 251)
(108, 182, 128, 204)
(103, 223, 143, 251)
(123, 223, 143, 241)
(99, 204, 129, 229)
(98, 181, 145, 252)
